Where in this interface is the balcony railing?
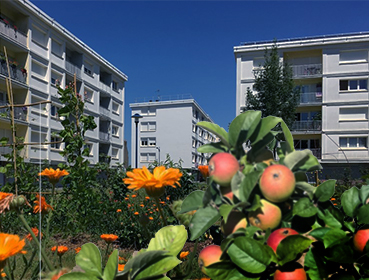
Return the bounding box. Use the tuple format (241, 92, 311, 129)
(0, 102, 28, 122)
(99, 81, 111, 93)
(0, 146, 12, 156)
(0, 63, 27, 84)
(291, 120, 321, 131)
(65, 61, 81, 78)
(0, 20, 27, 47)
(299, 92, 322, 104)
(99, 131, 110, 142)
(99, 106, 111, 118)
(292, 64, 322, 78)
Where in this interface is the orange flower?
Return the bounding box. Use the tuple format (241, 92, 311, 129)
(134, 212, 139, 215)
(131, 194, 137, 198)
(166, 196, 170, 200)
(0, 192, 12, 201)
(100, 234, 118, 243)
(123, 166, 182, 197)
(124, 197, 129, 200)
(330, 198, 336, 201)
(140, 204, 144, 207)
(116, 209, 122, 212)
(145, 196, 150, 200)
(0, 233, 26, 268)
(149, 217, 153, 220)
(198, 165, 209, 179)
(75, 247, 81, 254)
(160, 201, 165, 205)
(33, 194, 53, 214)
(51, 268, 69, 280)
(1, 269, 6, 277)
(39, 168, 69, 185)
(26, 227, 43, 241)
(118, 256, 127, 262)
(0, 192, 14, 214)
(118, 263, 125, 272)
(51, 245, 68, 256)
(179, 251, 190, 259)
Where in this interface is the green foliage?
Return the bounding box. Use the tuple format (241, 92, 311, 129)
(243, 42, 300, 128)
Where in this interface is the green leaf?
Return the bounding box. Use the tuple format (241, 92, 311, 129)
(0, 167, 7, 173)
(228, 110, 261, 147)
(230, 171, 244, 200)
(239, 170, 262, 202)
(103, 249, 118, 280)
(204, 261, 260, 280)
(277, 235, 313, 266)
(295, 181, 315, 199)
(219, 204, 235, 224)
(326, 243, 354, 263)
(189, 206, 220, 241)
(227, 236, 272, 274)
(177, 191, 204, 214)
(147, 225, 187, 256)
(293, 197, 318, 217)
(341, 187, 361, 217)
(283, 150, 321, 172)
(317, 209, 342, 229)
(314, 180, 336, 202)
(59, 272, 99, 280)
(304, 247, 328, 280)
(322, 228, 349, 248)
(249, 116, 281, 145)
(359, 185, 369, 204)
(197, 121, 229, 147)
(280, 120, 294, 154)
(357, 204, 369, 224)
(135, 255, 180, 280)
(197, 142, 227, 153)
(75, 243, 102, 278)
(309, 228, 331, 242)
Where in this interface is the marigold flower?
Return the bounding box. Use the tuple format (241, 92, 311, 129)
(123, 166, 182, 197)
(33, 194, 53, 214)
(160, 201, 165, 205)
(118, 263, 125, 272)
(51, 245, 68, 256)
(140, 204, 144, 207)
(0, 192, 14, 214)
(131, 194, 137, 198)
(116, 209, 122, 213)
(39, 168, 69, 185)
(100, 234, 118, 243)
(1, 269, 6, 277)
(0, 192, 12, 201)
(75, 247, 81, 254)
(51, 268, 69, 280)
(124, 197, 129, 200)
(149, 217, 153, 220)
(179, 251, 190, 259)
(0, 233, 26, 268)
(330, 198, 336, 201)
(145, 196, 150, 200)
(26, 227, 43, 241)
(134, 212, 139, 215)
(198, 165, 209, 179)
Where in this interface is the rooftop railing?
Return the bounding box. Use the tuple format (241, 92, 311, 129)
(133, 94, 193, 103)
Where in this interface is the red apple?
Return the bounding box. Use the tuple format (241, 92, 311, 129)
(208, 153, 239, 187)
(248, 199, 282, 231)
(267, 228, 299, 253)
(353, 228, 369, 253)
(198, 245, 222, 275)
(259, 164, 295, 203)
(221, 211, 248, 237)
(274, 262, 307, 280)
(220, 185, 234, 201)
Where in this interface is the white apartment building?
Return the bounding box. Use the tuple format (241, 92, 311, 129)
(234, 32, 369, 176)
(130, 95, 215, 169)
(0, 0, 127, 171)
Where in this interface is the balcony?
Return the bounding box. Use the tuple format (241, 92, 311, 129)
(0, 146, 12, 157)
(0, 62, 27, 84)
(99, 106, 111, 119)
(99, 81, 111, 93)
(65, 61, 81, 78)
(291, 120, 321, 131)
(292, 64, 322, 78)
(99, 131, 110, 142)
(0, 102, 28, 122)
(299, 92, 322, 105)
(0, 20, 27, 48)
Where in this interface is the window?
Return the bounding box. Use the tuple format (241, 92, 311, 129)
(32, 59, 47, 80)
(50, 136, 61, 149)
(340, 50, 368, 64)
(141, 137, 155, 147)
(112, 125, 119, 136)
(339, 107, 368, 121)
(112, 102, 119, 114)
(84, 61, 93, 76)
(84, 87, 94, 103)
(51, 70, 62, 86)
(112, 81, 118, 91)
(50, 105, 58, 118)
(32, 25, 48, 48)
(31, 131, 47, 148)
(112, 148, 119, 159)
(192, 139, 196, 148)
(340, 79, 368, 91)
(148, 138, 156, 147)
(31, 96, 47, 113)
(199, 129, 203, 137)
(140, 153, 156, 162)
(339, 137, 367, 149)
(51, 38, 63, 57)
(83, 143, 93, 156)
(141, 122, 156, 131)
(141, 138, 148, 147)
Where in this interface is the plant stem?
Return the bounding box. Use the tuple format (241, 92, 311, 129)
(103, 243, 111, 268)
(155, 197, 168, 226)
(17, 212, 54, 271)
(59, 255, 63, 268)
(46, 182, 56, 242)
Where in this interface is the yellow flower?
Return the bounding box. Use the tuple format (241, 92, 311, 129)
(100, 234, 118, 243)
(0, 233, 26, 269)
(33, 194, 53, 214)
(51, 245, 68, 256)
(123, 166, 182, 197)
(179, 251, 190, 259)
(118, 263, 125, 271)
(39, 168, 69, 184)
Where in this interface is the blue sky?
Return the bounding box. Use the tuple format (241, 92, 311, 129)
(33, 0, 369, 163)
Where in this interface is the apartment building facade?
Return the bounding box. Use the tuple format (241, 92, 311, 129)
(234, 32, 369, 176)
(130, 95, 215, 169)
(0, 0, 127, 170)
